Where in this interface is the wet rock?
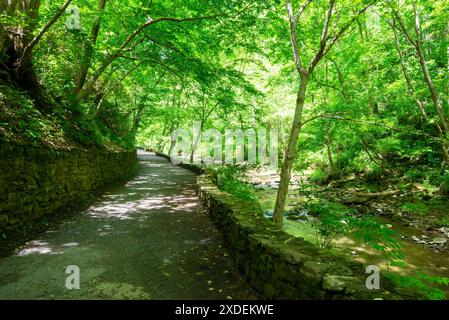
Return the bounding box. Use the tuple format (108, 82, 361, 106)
(264, 210, 274, 218)
(254, 184, 272, 190)
(411, 235, 428, 244)
(198, 238, 214, 246)
(431, 238, 447, 245)
(438, 227, 449, 237)
(322, 275, 358, 292)
(301, 262, 329, 286)
(286, 215, 308, 222)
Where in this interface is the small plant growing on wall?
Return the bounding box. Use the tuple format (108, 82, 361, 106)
(207, 166, 258, 202)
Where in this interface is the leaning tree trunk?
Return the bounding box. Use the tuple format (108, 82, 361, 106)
(75, 0, 107, 94)
(130, 103, 144, 141)
(273, 74, 309, 224)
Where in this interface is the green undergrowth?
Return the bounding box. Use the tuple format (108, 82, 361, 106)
(385, 272, 449, 300)
(206, 165, 258, 202)
(0, 83, 134, 151)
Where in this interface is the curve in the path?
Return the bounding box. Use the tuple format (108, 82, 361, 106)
(0, 152, 258, 300)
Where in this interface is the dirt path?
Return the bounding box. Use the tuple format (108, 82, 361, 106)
(0, 152, 258, 300)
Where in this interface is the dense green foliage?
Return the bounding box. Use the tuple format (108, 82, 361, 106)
(0, 83, 132, 149)
(208, 166, 258, 202)
(2, 0, 449, 300)
(2, 0, 449, 179)
(387, 272, 449, 300)
(1, 0, 271, 149)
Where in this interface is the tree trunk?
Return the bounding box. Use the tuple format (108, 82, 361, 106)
(273, 73, 309, 224)
(131, 103, 144, 140)
(167, 124, 177, 157)
(343, 190, 400, 204)
(326, 131, 335, 180)
(157, 122, 169, 152)
(411, 1, 449, 133)
(2, 0, 71, 111)
(1, 0, 41, 95)
(0, 0, 20, 61)
(75, 0, 107, 94)
(393, 4, 449, 167)
(416, 43, 449, 133)
(191, 122, 203, 163)
(391, 21, 449, 167)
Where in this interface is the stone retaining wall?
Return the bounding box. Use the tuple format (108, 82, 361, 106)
(196, 175, 384, 299)
(0, 141, 138, 232)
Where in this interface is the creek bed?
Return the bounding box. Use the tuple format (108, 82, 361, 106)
(254, 187, 449, 296)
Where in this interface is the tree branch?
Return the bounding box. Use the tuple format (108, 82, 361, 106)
(392, 11, 417, 48)
(72, 13, 222, 105)
(301, 112, 345, 127)
(21, 0, 73, 60)
(322, 3, 373, 58)
(308, 0, 335, 72)
(295, 0, 313, 22)
(286, 0, 305, 74)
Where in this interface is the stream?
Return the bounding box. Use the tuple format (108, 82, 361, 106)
(253, 186, 449, 295)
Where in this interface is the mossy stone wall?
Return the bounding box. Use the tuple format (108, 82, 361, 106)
(0, 141, 137, 232)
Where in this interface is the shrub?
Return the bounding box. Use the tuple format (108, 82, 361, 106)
(349, 216, 403, 265)
(305, 199, 403, 264)
(400, 202, 428, 215)
(305, 200, 354, 250)
(207, 166, 258, 202)
(439, 171, 449, 195)
(365, 167, 386, 183)
(404, 168, 427, 181)
(309, 169, 328, 185)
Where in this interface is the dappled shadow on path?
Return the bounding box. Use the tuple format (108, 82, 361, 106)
(0, 152, 258, 300)
(86, 155, 199, 220)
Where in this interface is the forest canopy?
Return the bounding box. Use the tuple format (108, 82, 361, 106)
(1, 0, 449, 220)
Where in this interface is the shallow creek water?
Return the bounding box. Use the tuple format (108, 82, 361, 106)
(255, 188, 449, 284)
